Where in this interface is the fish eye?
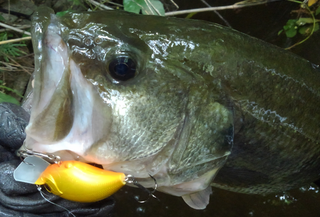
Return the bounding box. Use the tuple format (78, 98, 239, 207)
(108, 56, 136, 81)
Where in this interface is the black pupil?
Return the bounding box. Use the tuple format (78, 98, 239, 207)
(109, 57, 136, 81)
(114, 63, 128, 76)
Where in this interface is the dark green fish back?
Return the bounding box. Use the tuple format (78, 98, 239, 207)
(211, 36, 320, 193)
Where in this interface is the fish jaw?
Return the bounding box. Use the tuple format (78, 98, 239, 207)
(25, 9, 174, 173)
(25, 11, 113, 161)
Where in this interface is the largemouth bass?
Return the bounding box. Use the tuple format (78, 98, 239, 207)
(22, 6, 320, 209)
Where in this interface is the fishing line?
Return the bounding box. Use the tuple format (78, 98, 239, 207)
(37, 185, 76, 217)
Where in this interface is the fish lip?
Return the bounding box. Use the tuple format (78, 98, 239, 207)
(25, 11, 113, 162)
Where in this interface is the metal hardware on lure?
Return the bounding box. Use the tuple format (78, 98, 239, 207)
(125, 174, 159, 203)
(18, 148, 61, 164)
(15, 150, 159, 203)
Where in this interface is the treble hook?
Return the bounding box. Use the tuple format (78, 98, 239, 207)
(125, 174, 159, 203)
(17, 148, 61, 164)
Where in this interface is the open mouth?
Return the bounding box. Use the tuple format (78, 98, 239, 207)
(24, 14, 112, 163)
(23, 12, 162, 179)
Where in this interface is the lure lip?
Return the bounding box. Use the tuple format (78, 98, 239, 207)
(13, 156, 50, 184)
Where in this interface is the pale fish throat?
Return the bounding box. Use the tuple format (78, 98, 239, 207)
(24, 17, 112, 162)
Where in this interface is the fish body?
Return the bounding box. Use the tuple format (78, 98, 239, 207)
(23, 7, 320, 209)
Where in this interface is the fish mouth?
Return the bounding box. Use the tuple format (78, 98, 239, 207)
(24, 10, 112, 162)
(23, 10, 168, 180)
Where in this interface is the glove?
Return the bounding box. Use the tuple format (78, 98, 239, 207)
(0, 102, 115, 217)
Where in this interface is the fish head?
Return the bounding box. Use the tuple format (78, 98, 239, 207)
(24, 7, 234, 208)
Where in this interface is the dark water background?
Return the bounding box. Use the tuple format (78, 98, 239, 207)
(113, 1, 320, 216)
(174, 0, 320, 65)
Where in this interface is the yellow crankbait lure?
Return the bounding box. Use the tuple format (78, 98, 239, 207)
(14, 150, 157, 204)
(35, 160, 126, 202)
